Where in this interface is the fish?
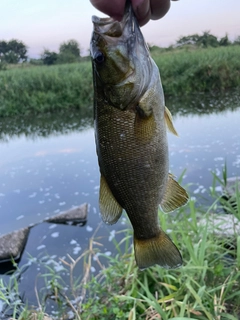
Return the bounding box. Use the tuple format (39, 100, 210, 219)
(90, 0, 189, 269)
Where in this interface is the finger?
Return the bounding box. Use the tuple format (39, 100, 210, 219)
(149, 0, 171, 20)
(90, 0, 125, 21)
(131, 0, 151, 26)
(131, 0, 171, 26)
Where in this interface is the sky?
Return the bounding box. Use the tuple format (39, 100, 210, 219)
(1, 0, 240, 58)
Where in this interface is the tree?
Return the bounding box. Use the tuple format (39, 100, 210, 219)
(177, 31, 219, 48)
(233, 36, 240, 45)
(57, 51, 79, 64)
(199, 31, 219, 48)
(59, 39, 80, 59)
(0, 61, 7, 70)
(41, 49, 58, 65)
(0, 39, 27, 63)
(219, 34, 230, 46)
(176, 34, 200, 46)
(0, 40, 8, 60)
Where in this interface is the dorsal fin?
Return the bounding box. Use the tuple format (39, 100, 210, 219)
(164, 106, 178, 136)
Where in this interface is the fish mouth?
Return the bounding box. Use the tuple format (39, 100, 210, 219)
(91, 1, 151, 110)
(91, 1, 142, 45)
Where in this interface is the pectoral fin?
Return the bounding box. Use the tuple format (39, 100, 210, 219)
(160, 174, 189, 212)
(99, 175, 123, 225)
(164, 106, 178, 136)
(136, 98, 153, 118)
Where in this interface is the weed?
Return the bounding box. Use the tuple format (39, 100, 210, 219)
(0, 62, 92, 117)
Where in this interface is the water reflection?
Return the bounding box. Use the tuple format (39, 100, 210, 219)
(0, 91, 239, 142)
(165, 89, 240, 116)
(0, 107, 93, 142)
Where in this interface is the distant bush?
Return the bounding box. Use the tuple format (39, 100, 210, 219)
(0, 61, 7, 71)
(233, 36, 240, 45)
(41, 49, 58, 65)
(57, 52, 80, 64)
(40, 39, 81, 65)
(29, 58, 43, 66)
(59, 39, 80, 58)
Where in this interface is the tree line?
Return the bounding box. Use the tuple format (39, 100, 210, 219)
(39, 39, 81, 65)
(149, 31, 240, 53)
(0, 39, 82, 68)
(176, 31, 240, 47)
(1, 32, 240, 69)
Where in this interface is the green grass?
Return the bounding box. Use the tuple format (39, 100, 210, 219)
(1, 170, 240, 319)
(0, 45, 240, 117)
(0, 62, 93, 117)
(154, 46, 240, 96)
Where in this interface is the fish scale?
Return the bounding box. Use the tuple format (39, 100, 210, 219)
(96, 100, 168, 243)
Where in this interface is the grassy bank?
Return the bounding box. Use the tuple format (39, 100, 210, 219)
(0, 62, 92, 117)
(0, 46, 240, 117)
(1, 172, 240, 319)
(154, 45, 240, 96)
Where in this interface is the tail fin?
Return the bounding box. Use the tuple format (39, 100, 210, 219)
(134, 230, 182, 270)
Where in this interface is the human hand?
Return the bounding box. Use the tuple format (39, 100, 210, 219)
(90, 0, 178, 26)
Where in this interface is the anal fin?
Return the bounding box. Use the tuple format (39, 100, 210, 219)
(160, 174, 189, 213)
(99, 175, 123, 225)
(134, 229, 182, 270)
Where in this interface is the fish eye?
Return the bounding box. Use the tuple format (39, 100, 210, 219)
(94, 51, 105, 64)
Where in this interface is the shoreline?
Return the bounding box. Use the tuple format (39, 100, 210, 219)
(0, 46, 239, 118)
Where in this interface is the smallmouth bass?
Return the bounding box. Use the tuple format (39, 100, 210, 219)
(90, 1, 189, 269)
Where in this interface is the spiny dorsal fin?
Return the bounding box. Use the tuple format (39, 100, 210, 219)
(164, 106, 178, 136)
(160, 174, 189, 212)
(99, 175, 123, 225)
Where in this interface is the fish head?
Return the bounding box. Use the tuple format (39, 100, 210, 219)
(90, 1, 152, 110)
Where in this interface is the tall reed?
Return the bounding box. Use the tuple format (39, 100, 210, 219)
(0, 62, 92, 117)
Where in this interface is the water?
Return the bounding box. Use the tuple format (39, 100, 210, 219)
(0, 92, 240, 314)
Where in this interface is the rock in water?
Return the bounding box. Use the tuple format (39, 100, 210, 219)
(44, 203, 88, 226)
(0, 227, 31, 262)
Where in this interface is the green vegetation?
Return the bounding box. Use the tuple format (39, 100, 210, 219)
(0, 39, 27, 64)
(0, 62, 92, 117)
(1, 170, 240, 319)
(0, 44, 240, 117)
(175, 31, 231, 48)
(153, 45, 240, 96)
(41, 39, 82, 65)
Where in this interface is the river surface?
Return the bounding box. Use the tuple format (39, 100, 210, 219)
(0, 91, 240, 315)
